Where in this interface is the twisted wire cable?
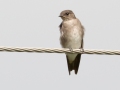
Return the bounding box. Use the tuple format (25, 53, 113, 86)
(0, 47, 119, 55)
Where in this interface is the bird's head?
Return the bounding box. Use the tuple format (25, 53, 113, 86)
(59, 10, 76, 21)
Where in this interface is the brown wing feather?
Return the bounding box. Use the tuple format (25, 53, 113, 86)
(81, 39, 84, 48)
(66, 55, 73, 75)
(74, 54, 81, 74)
(59, 22, 62, 29)
(74, 39, 83, 74)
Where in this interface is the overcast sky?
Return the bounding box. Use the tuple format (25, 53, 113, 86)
(0, 0, 120, 90)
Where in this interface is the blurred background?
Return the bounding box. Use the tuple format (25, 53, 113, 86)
(0, 0, 120, 90)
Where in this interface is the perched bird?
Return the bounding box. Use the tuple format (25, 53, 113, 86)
(59, 10, 84, 75)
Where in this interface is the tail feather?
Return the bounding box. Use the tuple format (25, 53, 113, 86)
(66, 54, 81, 75)
(74, 54, 81, 74)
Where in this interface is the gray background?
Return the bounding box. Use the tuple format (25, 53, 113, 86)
(0, 0, 120, 90)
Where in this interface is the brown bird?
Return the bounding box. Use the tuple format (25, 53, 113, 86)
(59, 10, 84, 75)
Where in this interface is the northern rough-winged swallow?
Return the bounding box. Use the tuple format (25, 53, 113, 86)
(59, 10, 84, 75)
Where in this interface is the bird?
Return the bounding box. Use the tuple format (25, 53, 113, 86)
(59, 10, 84, 75)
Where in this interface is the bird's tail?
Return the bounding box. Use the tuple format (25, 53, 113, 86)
(66, 54, 81, 75)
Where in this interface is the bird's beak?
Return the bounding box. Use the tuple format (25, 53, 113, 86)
(59, 15, 63, 17)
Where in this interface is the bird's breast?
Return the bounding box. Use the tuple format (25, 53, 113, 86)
(60, 19, 83, 49)
(60, 27, 82, 49)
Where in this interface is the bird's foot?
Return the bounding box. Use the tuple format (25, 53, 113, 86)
(79, 48, 84, 54)
(69, 47, 73, 52)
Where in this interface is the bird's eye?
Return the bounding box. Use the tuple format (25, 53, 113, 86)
(66, 13, 69, 15)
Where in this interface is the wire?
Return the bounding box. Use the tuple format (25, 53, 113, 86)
(0, 47, 119, 55)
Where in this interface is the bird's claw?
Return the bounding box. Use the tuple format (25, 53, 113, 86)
(69, 47, 73, 52)
(80, 48, 84, 54)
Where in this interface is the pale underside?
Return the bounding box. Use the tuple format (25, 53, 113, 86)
(60, 19, 83, 63)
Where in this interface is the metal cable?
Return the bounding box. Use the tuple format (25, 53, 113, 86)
(0, 47, 119, 55)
